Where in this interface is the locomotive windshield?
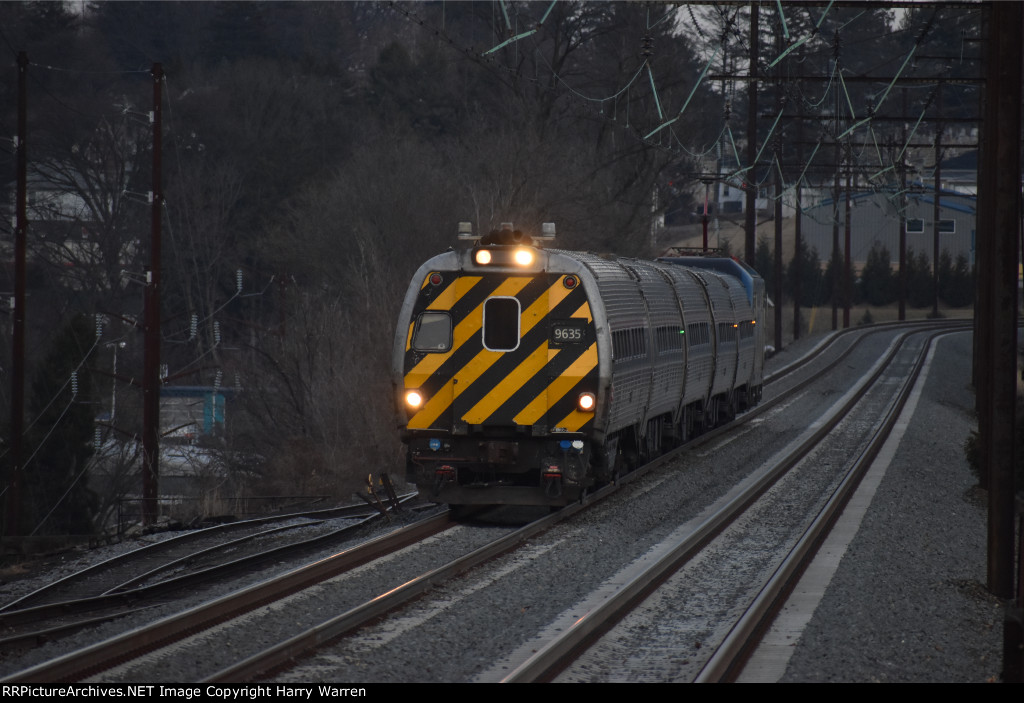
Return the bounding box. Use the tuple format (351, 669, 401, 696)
(412, 312, 452, 352)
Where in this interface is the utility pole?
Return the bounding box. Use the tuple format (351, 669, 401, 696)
(793, 49, 804, 341)
(932, 83, 943, 319)
(773, 24, 783, 351)
(701, 178, 712, 253)
(978, 0, 1021, 609)
(141, 63, 163, 526)
(831, 30, 841, 331)
(973, 2, 1022, 681)
(898, 89, 908, 321)
(744, 2, 758, 266)
(843, 159, 852, 329)
(6, 52, 28, 536)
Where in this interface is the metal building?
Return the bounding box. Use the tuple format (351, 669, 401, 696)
(799, 188, 976, 269)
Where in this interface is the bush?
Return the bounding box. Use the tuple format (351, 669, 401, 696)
(964, 397, 1024, 493)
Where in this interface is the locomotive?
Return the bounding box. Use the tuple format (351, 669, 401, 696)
(392, 222, 766, 508)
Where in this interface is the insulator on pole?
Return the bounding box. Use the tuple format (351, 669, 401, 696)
(190, 313, 198, 340)
(641, 34, 653, 59)
(236, 269, 243, 293)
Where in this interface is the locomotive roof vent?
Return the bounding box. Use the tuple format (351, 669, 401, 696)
(457, 221, 556, 246)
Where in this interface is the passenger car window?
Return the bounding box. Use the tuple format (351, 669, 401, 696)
(412, 312, 452, 352)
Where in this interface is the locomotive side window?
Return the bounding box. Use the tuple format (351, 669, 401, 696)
(483, 297, 521, 351)
(717, 322, 737, 344)
(655, 325, 684, 354)
(612, 327, 647, 362)
(686, 322, 711, 347)
(412, 312, 452, 352)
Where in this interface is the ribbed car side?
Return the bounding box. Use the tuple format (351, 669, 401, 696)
(392, 245, 765, 508)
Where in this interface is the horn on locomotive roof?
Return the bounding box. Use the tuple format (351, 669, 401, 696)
(456, 221, 556, 243)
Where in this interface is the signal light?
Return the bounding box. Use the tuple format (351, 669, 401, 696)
(563, 275, 578, 289)
(577, 392, 596, 412)
(429, 272, 443, 286)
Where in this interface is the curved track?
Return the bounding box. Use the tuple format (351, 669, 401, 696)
(496, 324, 963, 682)
(0, 498, 415, 652)
(0, 321, 971, 683)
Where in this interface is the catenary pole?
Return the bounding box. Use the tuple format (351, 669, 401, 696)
(142, 63, 164, 526)
(6, 52, 28, 536)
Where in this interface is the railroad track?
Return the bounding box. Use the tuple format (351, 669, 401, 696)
(0, 320, 971, 683)
(0, 497, 416, 652)
(490, 323, 965, 682)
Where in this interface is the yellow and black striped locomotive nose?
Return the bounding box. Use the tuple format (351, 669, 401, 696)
(403, 271, 597, 434)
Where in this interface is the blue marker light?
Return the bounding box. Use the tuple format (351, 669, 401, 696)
(429, 439, 442, 451)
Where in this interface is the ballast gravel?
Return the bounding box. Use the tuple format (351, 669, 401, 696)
(0, 325, 1006, 683)
(775, 331, 1003, 683)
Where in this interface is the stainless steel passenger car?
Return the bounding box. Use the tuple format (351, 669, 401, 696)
(392, 225, 766, 508)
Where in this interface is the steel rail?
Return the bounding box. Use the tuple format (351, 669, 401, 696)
(498, 323, 962, 682)
(763, 317, 971, 386)
(186, 321, 969, 683)
(0, 321, 968, 682)
(0, 494, 415, 614)
(200, 504, 584, 682)
(0, 511, 453, 683)
(694, 327, 958, 682)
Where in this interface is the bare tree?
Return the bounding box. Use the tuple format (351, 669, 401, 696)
(29, 111, 150, 314)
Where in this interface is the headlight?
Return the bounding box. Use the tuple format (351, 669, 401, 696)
(405, 390, 425, 409)
(577, 392, 596, 412)
(475, 249, 492, 265)
(513, 248, 534, 266)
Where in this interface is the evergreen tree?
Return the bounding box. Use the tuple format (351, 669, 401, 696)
(906, 248, 934, 308)
(823, 248, 849, 307)
(937, 249, 954, 305)
(755, 237, 774, 296)
(860, 243, 896, 306)
(943, 252, 975, 307)
(785, 239, 826, 306)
